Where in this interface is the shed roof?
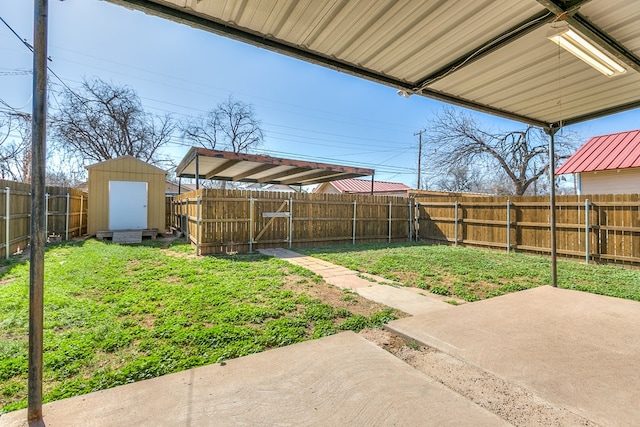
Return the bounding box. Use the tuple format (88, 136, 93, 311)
(175, 147, 374, 186)
(85, 155, 167, 174)
(109, 0, 640, 128)
(555, 129, 640, 174)
(320, 178, 410, 194)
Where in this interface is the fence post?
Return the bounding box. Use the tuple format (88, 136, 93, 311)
(289, 197, 293, 249)
(585, 199, 590, 264)
(352, 199, 357, 245)
(454, 201, 459, 246)
(506, 199, 511, 253)
(184, 198, 189, 241)
(388, 200, 392, 243)
(170, 198, 174, 231)
(65, 193, 70, 240)
(249, 196, 254, 253)
(45, 193, 49, 238)
(408, 199, 413, 242)
(79, 194, 84, 236)
(414, 201, 420, 241)
(196, 195, 201, 255)
(5, 187, 9, 259)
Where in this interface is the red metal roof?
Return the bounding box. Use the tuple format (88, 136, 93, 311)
(323, 178, 410, 194)
(555, 129, 640, 175)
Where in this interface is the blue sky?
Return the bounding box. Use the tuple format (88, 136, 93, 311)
(1, 1, 639, 187)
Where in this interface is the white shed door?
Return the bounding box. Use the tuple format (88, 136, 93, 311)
(109, 181, 148, 230)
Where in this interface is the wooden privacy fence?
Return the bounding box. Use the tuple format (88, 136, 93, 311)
(0, 179, 88, 259)
(171, 189, 412, 255)
(412, 192, 640, 266)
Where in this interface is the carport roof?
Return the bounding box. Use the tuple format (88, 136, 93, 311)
(175, 147, 374, 186)
(109, 0, 640, 129)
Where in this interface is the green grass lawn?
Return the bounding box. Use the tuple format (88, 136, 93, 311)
(0, 239, 398, 413)
(299, 242, 640, 302)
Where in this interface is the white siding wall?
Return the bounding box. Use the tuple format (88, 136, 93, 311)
(580, 168, 640, 195)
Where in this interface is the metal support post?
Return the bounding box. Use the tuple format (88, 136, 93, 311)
(195, 154, 200, 190)
(29, 0, 48, 421)
(585, 199, 590, 264)
(352, 200, 357, 245)
(454, 201, 459, 246)
(5, 187, 10, 259)
(546, 125, 560, 287)
(65, 193, 70, 240)
(506, 200, 511, 253)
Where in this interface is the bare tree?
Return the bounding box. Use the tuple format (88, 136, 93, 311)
(180, 95, 264, 153)
(0, 111, 31, 182)
(423, 108, 578, 196)
(436, 164, 484, 193)
(51, 77, 174, 166)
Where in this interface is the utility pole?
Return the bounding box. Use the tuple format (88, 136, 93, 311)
(414, 129, 425, 190)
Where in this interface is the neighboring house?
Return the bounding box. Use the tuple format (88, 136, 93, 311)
(314, 178, 411, 196)
(165, 181, 197, 195)
(556, 129, 640, 195)
(243, 183, 302, 193)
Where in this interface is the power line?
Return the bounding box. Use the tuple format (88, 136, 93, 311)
(0, 15, 83, 101)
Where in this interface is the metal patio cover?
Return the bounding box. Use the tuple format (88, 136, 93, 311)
(108, 0, 640, 129)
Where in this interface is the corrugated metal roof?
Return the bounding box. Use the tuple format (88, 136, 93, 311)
(555, 129, 640, 174)
(320, 178, 410, 194)
(110, 0, 640, 128)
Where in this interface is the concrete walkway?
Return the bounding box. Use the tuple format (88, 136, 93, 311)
(386, 286, 640, 426)
(1, 332, 507, 427)
(259, 248, 453, 315)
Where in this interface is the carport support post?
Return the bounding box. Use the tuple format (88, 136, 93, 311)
(28, 0, 48, 422)
(5, 187, 9, 260)
(195, 154, 200, 189)
(545, 125, 560, 288)
(585, 199, 590, 264)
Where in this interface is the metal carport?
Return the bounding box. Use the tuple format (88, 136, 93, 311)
(175, 147, 375, 189)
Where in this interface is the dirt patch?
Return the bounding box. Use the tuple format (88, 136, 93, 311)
(360, 329, 596, 427)
(282, 275, 408, 319)
(0, 277, 15, 287)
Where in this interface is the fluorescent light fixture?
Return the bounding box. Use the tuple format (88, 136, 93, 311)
(548, 25, 626, 77)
